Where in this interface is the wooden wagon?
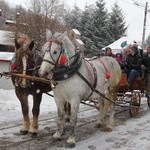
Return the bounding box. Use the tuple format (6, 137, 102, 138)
(117, 73, 150, 117)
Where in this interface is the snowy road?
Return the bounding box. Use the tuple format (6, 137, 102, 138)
(0, 89, 150, 150)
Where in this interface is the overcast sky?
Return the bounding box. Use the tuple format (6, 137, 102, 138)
(6, 0, 150, 42)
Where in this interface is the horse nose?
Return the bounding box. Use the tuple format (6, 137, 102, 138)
(38, 69, 48, 78)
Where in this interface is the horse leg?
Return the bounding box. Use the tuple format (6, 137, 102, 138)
(29, 93, 42, 137)
(64, 102, 71, 122)
(15, 90, 30, 135)
(95, 95, 110, 128)
(66, 99, 80, 148)
(106, 86, 118, 131)
(53, 102, 65, 140)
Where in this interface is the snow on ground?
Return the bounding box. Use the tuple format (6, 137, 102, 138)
(0, 89, 57, 126)
(0, 88, 150, 150)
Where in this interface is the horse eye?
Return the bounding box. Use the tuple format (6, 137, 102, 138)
(53, 51, 57, 54)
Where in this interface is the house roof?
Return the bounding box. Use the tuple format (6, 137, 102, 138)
(0, 30, 15, 46)
(0, 52, 15, 62)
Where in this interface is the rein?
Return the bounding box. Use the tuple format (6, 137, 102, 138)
(76, 58, 121, 106)
(76, 70, 118, 105)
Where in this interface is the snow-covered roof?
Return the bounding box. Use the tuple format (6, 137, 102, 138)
(5, 20, 28, 26)
(70, 29, 81, 40)
(72, 29, 81, 36)
(76, 39, 84, 46)
(0, 30, 15, 46)
(5, 20, 17, 25)
(0, 52, 15, 62)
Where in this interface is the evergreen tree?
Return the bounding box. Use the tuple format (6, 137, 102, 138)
(64, 5, 82, 29)
(79, 5, 95, 56)
(91, 0, 109, 51)
(108, 2, 127, 43)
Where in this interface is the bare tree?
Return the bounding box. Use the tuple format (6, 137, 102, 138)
(7, 0, 68, 49)
(0, 0, 11, 29)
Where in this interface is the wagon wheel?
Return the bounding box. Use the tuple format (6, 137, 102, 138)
(129, 91, 141, 117)
(147, 96, 150, 107)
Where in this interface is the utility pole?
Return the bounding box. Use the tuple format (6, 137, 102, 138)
(0, 9, 2, 16)
(141, 2, 148, 49)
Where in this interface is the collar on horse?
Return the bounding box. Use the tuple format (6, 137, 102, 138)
(53, 50, 82, 81)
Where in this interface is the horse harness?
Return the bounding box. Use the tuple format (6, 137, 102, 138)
(42, 38, 122, 105)
(76, 57, 110, 100)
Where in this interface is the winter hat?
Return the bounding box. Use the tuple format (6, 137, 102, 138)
(131, 44, 138, 53)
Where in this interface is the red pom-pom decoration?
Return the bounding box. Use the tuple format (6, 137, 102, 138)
(10, 63, 16, 70)
(59, 55, 67, 65)
(106, 72, 111, 79)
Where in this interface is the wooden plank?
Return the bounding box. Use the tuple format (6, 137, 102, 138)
(11, 73, 51, 85)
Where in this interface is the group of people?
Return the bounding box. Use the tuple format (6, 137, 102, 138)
(105, 46, 150, 97)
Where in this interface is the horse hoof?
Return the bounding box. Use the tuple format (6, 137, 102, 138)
(105, 127, 113, 132)
(94, 123, 102, 128)
(14, 130, 28, 136)
(28, 132, 37, 138)
(65, 118, 70, 123)
(19, 130, 29, 135)
(52, 137, 61, 142)
(67, 142, 75, 148)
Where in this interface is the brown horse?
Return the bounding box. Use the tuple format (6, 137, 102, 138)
(11, 34, 52, 137)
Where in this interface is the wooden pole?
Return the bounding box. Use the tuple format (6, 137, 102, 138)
(11, 73, 51, 85)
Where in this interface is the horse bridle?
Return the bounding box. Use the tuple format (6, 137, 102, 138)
(43, 39, 79, 70)
(42, 39, 64, 68)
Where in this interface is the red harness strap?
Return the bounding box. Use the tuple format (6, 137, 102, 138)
(97, 58, 111, 79)
(85, 60, 97, 89)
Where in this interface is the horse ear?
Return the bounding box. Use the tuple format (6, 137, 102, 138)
(15, 39, 20, 50)
(58, 31, 67, 41)
(62, 31, 67, 37)
(46, 29, 52, 41)
(29, 41, 34, 50)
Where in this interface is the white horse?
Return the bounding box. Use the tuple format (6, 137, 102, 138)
(39, 29, 121, 147)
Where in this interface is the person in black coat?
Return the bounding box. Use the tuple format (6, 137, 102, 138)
(121, 44, 142, 86)
(143, 46, 150, 97)
(105, 47, 115, 57)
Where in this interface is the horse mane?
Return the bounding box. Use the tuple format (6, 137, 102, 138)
(42, 31, 75, 57)
(17, 34, 32, 46)
(52, 32, 75, 50)
(60, 33, 76, 58)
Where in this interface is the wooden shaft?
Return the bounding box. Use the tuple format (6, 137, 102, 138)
(11, 73, 51, 85)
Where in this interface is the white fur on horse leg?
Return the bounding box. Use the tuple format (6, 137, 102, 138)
(67, 136, 75, 144)
(53, 106, 64, 139)
(29, 126, 38, 133)
(15, 78, 18, 86)
(95, 99, 105, 127)
(22, 79, 26, 86)
(95, 115, 104, 128)
(53, 131, 62, 139)
(106, 104, 115, 132)
(29, 117, 38, 133)
(21, 120, 30, 131)
(22, 56, 27, 87)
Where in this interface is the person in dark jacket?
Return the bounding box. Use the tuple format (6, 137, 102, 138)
(143, 46, 150, 97)
(121, 44, 142, 86)
(105, 47, 114, 57)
